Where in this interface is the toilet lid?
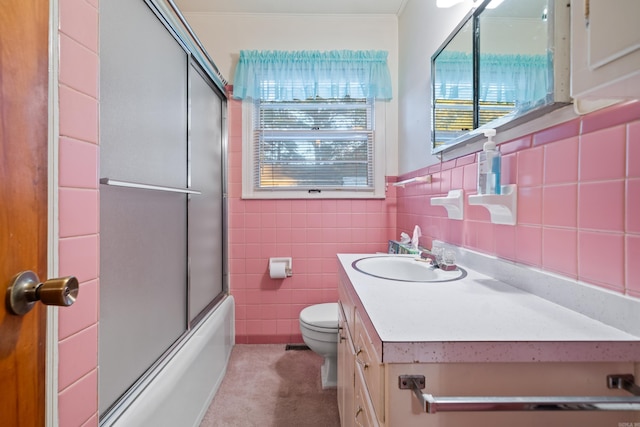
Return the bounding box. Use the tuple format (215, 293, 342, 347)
(300, 302, 338, 329)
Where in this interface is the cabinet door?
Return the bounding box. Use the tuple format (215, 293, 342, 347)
(355, 311, 385, 424)
(571, 0, 640, 99)
(338, 302, 355, 427)
(588, 0, 640, 68)
(354, 366, 380, 427)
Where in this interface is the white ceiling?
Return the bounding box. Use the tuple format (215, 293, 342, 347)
(173, 0, 410, 15)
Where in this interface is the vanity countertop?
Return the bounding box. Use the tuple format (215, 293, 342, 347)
(337, 253, 640, 363)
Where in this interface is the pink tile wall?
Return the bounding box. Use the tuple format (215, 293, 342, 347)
(397, 100, 640, 298)
(57, 0, 100, 426)
(227, 96, 397, 344)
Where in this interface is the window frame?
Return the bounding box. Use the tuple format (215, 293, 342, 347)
(241, 98, 386, 199)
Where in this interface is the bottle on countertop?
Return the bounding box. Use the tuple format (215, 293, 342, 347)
(477, 129, 501, 195)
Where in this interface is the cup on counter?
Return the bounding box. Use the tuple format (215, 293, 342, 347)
(443, 250, 455, 266)
(432, 246, 444, 265)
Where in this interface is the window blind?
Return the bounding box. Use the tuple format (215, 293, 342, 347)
(253, 97, 374, 191)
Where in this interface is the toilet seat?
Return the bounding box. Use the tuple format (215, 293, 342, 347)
(299, 303, 338, 332)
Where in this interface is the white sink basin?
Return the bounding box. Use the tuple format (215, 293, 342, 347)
(352, 255, 466, 282)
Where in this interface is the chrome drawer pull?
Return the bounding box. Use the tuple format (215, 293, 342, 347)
(399, 374, 640, 413)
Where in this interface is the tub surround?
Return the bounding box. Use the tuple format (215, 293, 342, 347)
(338, 251, 640, 364)
(104, 296, 235, 427)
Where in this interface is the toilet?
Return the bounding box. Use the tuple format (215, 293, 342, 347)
(299, 302, 339, 389)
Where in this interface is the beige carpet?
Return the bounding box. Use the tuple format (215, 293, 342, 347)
(200, 344, 340, 427)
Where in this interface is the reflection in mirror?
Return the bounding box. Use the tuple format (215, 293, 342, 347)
(478, 0, 550, 128)
(431, 0, 569, 154)
(433, 19, 474, 146)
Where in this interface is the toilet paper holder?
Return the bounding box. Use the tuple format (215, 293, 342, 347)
(269, 257, 292, 278)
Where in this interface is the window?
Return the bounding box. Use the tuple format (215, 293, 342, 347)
(243, 96, 386, 199)
(234, 50, 392, 199)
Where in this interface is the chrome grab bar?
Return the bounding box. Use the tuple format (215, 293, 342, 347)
(399, 374, 640, 413)
(100, 178, 201, 195)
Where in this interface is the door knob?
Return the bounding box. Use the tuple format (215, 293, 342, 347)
(6, 271, 79, 316)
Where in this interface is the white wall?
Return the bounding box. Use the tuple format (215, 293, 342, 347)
(182, 12, 400, 176)
(397, 1, 472, 174)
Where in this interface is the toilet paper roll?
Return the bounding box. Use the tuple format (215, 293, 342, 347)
(269, 262, 287, 279)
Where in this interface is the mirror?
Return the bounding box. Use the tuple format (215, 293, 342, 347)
(432, 18, 474, 145)
(431, 0, 570, 154)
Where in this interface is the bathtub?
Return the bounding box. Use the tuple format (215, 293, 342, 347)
(106, 296, 234, 427)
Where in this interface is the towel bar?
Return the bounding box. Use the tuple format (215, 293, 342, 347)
(100, 178, 201, 195)
(392, 175, 432, 187)
(399, 374, 640, 413)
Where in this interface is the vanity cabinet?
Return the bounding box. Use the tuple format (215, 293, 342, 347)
(337, 254, 640, 427)
(571, 0, 640, 100)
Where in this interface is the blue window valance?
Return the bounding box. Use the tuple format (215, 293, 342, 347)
(232, 50, 393, 101)
(435, 51, 549, 105)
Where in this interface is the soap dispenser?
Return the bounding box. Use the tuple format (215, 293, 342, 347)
(477, 129, 501, 195)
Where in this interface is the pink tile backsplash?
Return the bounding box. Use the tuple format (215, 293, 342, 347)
(517, 146, 544, 187)
(463, 162, 478, 192)
(500, 134, 531, 154)
(532, 118, 581, 146)
(628, 178, 640, 233)
(578, 180, 625, 232)
(397, 102, 640, 302)
(474, 221, 496, 254)
(455, 153, 475, 167)
(515, 225, 542, 267)
(578, 231, 625, 292)
(581, 100, 640, 134)
(517, 186, 542, 225)
(451, 166, 464, 190)
(542, 184, 577, 228)
(493, 224, 516, 261)
(542, 227, 577, 278)
(579, 125, 626, 181)
(500, 152, 518, 186)
(629, 121, 640, 178)
(543, 136, 579, 184)
(627, 235, 640, 296)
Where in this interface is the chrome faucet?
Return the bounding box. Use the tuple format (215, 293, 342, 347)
(420, 250, 457, 271)
(419, 251, 438, 265)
